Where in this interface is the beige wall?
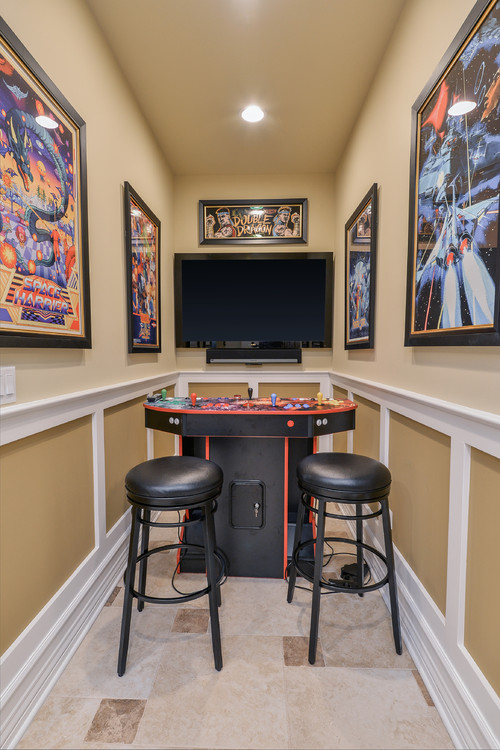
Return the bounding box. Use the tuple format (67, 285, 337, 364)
(258, 383, 320, 399)
(352, 394, 380, 460)
(389, 413, 451, 615)
(187, 383, 250, 398)
(332, 0, 500, 415)
(104, 397, 148, 530)
(0, 0, 176, 406)
(0, 418, 94, 654)
(332, 386, 349, 452)
(174, 173, 336, 373)
(153, 384, 176, 457)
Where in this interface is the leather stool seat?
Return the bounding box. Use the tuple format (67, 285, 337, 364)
(297, 453, 391, 500)
(125, 455, 223, 506)
(118, 455, 225, 675)
(287, 452, 402, 664)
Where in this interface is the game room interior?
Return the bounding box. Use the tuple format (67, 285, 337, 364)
(1, 1, 499, 749)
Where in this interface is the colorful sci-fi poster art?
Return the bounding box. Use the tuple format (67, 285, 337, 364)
(124, 182, 161, 353)
(405, 0, 500, 346)
(0, 20, 90, 348)
(345, 184, 378, 350)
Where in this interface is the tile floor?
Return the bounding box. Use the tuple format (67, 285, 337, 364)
(16, 512, 454, 749)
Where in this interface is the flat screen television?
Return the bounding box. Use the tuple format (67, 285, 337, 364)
(174, 252, 333, 363)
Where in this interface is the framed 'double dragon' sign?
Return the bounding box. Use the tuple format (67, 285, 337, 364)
(0, 18, 91, 348)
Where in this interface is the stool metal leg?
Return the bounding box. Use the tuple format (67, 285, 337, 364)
(287, 492, 307, 603)
(137, 509, 150, 612)
(202, 502, 223, 671)
(381, 498, 402, 654)
(309, 497, 326, 664)
(118, 507, 141, 676)
(356, 502, 364, 597)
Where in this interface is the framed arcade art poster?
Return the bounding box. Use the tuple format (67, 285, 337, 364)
(405, 0, 500, 347)
(199, 198, 307, 245)
(345, 184, 378, 350)
(124, 182, 161, 353)
(0, 19, 91, 348)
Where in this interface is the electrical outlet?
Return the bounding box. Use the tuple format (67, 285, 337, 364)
(0, 366, 16, 404)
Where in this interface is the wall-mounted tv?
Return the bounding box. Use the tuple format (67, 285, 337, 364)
(174, 252, 333, 363)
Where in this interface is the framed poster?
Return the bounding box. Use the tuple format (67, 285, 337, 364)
(199, 199, 307, 244)
(405, 0, 500, 346)
(345, 184, 378, 349)
(124, 182, 161, 353)
(0, 19, 91, 348)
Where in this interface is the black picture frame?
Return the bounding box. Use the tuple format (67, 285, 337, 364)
(199, 199, 307, 245)
(345, 184, 378, 350)
(124, 182, 161, 353)
(0, 18, 91, 348)
(404, 0, 500, 347)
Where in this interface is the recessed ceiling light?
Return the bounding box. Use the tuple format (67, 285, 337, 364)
(448, 100, 477, 116)
(35, 115, 58, 129)
(241, 105, 264, 122)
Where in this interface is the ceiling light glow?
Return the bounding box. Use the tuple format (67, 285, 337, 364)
(448, 100, 477, 116)
(241, 105, 264, 122)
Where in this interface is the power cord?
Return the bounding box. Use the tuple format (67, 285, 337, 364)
(170, 511, 228, 597)
(285, 549, 371, 594)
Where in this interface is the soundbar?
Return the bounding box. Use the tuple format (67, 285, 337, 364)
(206, 348, 302, 365)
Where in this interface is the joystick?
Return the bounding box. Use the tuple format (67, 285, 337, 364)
(248, 387, 253, 400)
(190, 392, 197, 407)
(271, 393, 277, 408)
(316, 392, 323, 406)
(161, 389, 167, 400)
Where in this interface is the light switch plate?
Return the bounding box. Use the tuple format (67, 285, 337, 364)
(0, 366, 16, 404)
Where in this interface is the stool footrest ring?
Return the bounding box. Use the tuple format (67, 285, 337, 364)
(302, 494, 383, 522)
(131, 542, 226, 605)
(293, 535, 389, 594)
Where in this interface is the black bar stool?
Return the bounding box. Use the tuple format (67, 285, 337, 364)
(287, 452, 402, 664)
(117, 455, 225, 675)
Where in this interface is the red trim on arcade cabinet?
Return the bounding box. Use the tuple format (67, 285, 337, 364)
(283, 437, 289, 579)
(177, 436, 185, 569)
(309, 436, 318, 528)
(205, 436, 210, 459)
(310, 436, 319, 539)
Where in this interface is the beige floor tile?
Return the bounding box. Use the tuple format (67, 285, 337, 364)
(104, 586, 121, 606)
(135, 634, 289, 749)
(318, 591, 414, 669)
(217, 575, 313, 636)
(285, 666, 454, 750)
(16, 696, 101, 749)
(172, 608, 210, 633)
(148, 511, 182, 544)
(283, 635, 325, 666)
(84, 698, 146, 744)
(50, 607, 175, 700)
(132, 546, 217, 609)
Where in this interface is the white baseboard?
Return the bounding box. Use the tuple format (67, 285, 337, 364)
(0, 528, 129, 750)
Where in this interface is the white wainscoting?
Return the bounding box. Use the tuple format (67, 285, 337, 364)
(1, 369, 499, 748)
(0, 373, 176, 750)
(330, 371, 500, 750)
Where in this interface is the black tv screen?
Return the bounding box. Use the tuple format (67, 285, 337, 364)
(174, 253, 333, 349)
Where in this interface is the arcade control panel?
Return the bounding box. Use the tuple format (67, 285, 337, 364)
(144, 390, 357, 438)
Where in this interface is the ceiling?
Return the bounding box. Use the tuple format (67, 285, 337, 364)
(85, 0, 407, 176)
